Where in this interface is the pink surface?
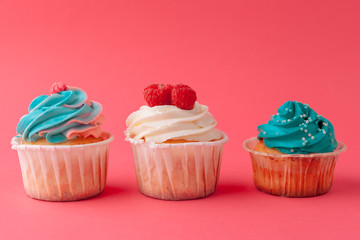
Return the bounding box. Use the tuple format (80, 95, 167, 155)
(1, 0, 359, 239)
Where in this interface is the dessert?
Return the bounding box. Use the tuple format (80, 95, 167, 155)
(243, 100, 346, 197)
(11, 82, 113, 201)
(125, 84, 228, 200)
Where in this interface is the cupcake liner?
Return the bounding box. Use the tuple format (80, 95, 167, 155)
(11, 134, 113, 201)
(128, 133, 228, 200)
(243, 137, 346, 197)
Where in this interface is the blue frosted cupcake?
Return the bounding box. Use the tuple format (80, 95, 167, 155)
(12, 83, 113, 201)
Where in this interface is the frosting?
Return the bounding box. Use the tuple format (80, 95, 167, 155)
(257, 101, 337, 154)
(50, 82, 67, 94)
(16, 86, 107, 143)
(125, 102, 223, 143)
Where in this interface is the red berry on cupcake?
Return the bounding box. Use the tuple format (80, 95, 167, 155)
(144, 84, 173, 107)
(143, 83, 197, 110)
(171, 84, 197, 110)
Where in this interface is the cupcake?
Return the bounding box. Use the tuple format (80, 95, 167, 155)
(125, 84, 228, 200)
(11, 82, 113, 201)
(243, 101, 346, 197)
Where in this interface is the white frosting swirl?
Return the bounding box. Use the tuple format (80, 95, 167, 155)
(125, 102, 223, 143)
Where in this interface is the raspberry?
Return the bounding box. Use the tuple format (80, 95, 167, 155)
(50, 82, 67, 94)
(143, 84, 173, 107)
(171, 84, 197, 110)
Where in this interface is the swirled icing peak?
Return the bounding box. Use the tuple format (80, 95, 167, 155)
(257, 101, 337, 154)
(50, 82, 67, 94)
(125, 102, 223, 143)
(16, 83, 107, 143)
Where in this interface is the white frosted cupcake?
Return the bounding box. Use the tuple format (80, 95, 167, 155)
(12, 82, 113, 201)
(125, 84, 228, 200)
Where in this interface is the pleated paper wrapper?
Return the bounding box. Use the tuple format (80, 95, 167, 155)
(11, 134, 113, 201)
(243, 137, 346, 197)
(128, 134, 228, 200)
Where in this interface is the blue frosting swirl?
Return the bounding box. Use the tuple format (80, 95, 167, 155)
(16, 87, 103, 143)
(257, 101, 337, 154)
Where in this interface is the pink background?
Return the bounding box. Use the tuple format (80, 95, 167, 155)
(1, 0, 359, 239)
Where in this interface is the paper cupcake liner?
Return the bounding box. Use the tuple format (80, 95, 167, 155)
(128, 133, 228, 200)
(11, 134, 113, 201)
(243, 137, 346, 197)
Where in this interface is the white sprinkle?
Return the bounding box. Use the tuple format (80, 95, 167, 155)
(291, 149, 294, 152)
(285, 108, 288, 111)
(302, 142, 306, 146)
(289, 109, 293, 112)
(317, 128, 321, 131)
(308, 133, 311, 137)
(323, 122, 328, 126)
(288, 119, 291, 122)
(277, 120, 280, 122)
(304, 129, 308, 133)
(322, 130, 326, 134)
(263, 132, 266, 135)
(305, 120, 309, 123)
(331, 139, 334, 143)
(276, 132, 279, 135)
(303, 114, 306, 117)
(300, 115, 303, 118)
(302, 137, 305, 140)
(311, 136, 315, 139)
(300, 128, 303, 131)
(329, 133, 332, 136)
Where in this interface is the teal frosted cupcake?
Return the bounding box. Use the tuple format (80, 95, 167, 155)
(243, 101, 346, 197)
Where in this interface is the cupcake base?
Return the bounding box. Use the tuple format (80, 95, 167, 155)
(129, 134, 228, 201)
(243, 138, 346, 198)
(12, 134, 113, 201)
(250, 153, 337, 197)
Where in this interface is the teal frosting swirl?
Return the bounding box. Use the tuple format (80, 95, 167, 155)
(257, 101, 337, 154)
(16, 87, 103, 143)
